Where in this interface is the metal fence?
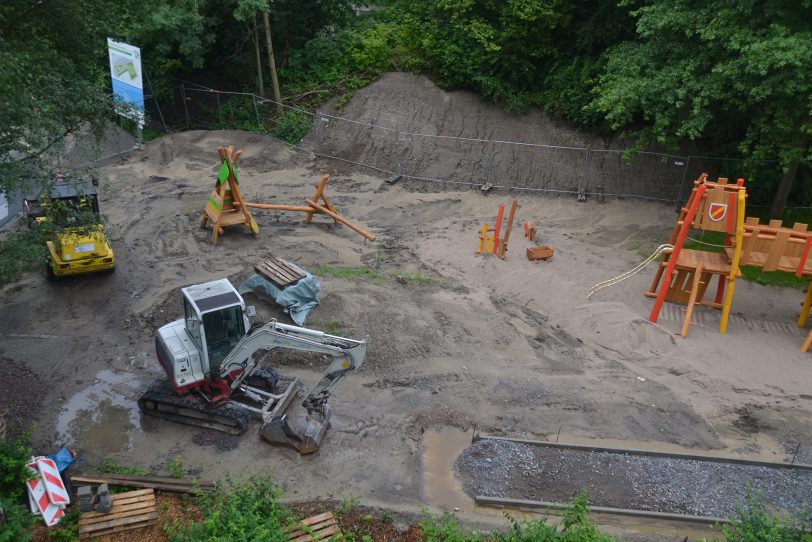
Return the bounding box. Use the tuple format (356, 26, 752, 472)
(176, 82, 760, 207)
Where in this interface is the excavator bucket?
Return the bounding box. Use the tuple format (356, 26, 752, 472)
(259, 404, 332, 455)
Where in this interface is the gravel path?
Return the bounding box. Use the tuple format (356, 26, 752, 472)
(457, 439, 812, 518)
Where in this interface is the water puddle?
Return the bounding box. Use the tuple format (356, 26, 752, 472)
(56, 369, 143, 455)
(421, 428, 475, 512)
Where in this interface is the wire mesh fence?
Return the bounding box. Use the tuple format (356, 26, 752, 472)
(174, 82, 764, 208)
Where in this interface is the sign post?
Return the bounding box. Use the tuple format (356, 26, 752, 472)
(107, 38, 145, 144)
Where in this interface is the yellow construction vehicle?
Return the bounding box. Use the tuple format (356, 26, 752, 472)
(25, 175, 115, 279)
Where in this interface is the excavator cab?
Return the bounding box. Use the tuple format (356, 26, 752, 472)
(182, 280, 248, 375)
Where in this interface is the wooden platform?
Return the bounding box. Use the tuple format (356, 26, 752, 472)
(285, 511, 341, 542)
(78, 489, 157, 539)
(255, 257, 306, 288)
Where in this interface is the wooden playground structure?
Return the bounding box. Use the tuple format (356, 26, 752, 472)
(201, 146, 376, 245)
(647, 173, 812, 348)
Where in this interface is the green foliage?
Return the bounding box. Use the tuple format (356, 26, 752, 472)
(101, 457, 147, 476)
(271, 109, 313, 144)
(420, 492, 615, 542)
(0, 229, 46, 286)
(212, 95, 263, 132)
(715, 490, 811, 542)
(0, 429, 35, 500)
(0, 430, 36, 542)
(0, 497, 35, 542)
(337, 496, 362, 514)
(167, 454, 184, 479)
(165, 475, 291, 541)
(591, 0, 812, 210)
(48, 508, 81, 542)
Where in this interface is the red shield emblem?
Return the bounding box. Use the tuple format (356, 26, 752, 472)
(708, 202, 728, 222)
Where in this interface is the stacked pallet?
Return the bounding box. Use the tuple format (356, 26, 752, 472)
(285, 511, 342, 542)
(255, 257, 306, 288)
(78, 489, 156, 539)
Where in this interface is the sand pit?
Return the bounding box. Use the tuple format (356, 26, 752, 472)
(2, 84, 811, 541)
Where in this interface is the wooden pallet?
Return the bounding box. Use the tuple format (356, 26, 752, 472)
(78, 489, 157, 539)
(285, 511, 341, 542)
(255, 257, 306, 288)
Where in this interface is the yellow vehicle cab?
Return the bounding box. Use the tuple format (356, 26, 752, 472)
(45, 227, 115, 279)
(25, 174, 116, 280)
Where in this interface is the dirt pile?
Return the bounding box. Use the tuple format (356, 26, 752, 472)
(310, 72, 689, 200)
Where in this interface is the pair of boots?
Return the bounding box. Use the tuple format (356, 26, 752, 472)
(77, 484, 113, 513)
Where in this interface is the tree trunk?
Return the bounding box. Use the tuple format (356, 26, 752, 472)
(770, 131, 810, 219)
(261, 10, 283, 116)
(253, 17, 265, 97)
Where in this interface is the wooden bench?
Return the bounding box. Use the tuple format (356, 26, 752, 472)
(78, 489, 156, 539)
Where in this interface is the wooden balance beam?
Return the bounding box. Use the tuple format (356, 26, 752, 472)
(236, 174, 376, 242)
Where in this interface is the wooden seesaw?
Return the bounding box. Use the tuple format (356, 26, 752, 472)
(200, 146, 375, 244)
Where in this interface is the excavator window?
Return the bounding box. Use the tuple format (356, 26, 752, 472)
(184, 298, 202, 350)
(202, 305, 245, 373)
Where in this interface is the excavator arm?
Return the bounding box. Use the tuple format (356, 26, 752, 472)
(218, 319, 366, 454)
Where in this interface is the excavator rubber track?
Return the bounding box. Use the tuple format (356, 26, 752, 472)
(138, 381, 251, 435)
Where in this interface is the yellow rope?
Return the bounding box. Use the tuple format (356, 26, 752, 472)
(587, 244, 673, 300)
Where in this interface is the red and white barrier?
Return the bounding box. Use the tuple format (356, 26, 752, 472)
(25, 457, 67, 527)
(37, 456, 70, 506)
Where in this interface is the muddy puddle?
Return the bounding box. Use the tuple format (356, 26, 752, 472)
(421, 428, 475, 512)
(56, 369, 143, 458)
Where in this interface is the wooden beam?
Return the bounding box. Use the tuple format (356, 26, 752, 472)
(236, 202, 314, 212)
(306, 200, 376, 241)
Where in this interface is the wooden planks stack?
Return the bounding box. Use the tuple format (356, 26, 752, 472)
(255, 257, 306, 288)
(78, 489, 156, 539)
(285, 511, 342, 542)
(70, 473, 216, 494)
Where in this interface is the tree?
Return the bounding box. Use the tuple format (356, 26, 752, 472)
(591, 0, 812, 216)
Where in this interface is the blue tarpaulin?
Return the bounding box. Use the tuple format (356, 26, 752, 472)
(238, 263, 320, 325)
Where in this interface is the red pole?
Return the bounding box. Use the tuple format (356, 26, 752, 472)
(649, 184, 707, 323)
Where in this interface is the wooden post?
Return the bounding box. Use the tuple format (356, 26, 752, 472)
(306, 175, 331, 224)
(492, 204, 505, 255)
(720, 189, 746, 333)
(497, 199, 518, 259)
(261, 10, 283, 115)
(306, 199, 375, 241)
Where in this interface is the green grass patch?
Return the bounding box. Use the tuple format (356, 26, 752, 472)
(314, 265, 386, 281)
(681, 230, 809, 289)
(100, 457, 147, 476)
(308, 318, 350, 336)
(740, 267, 808, 289)
(397, 269, 434, 286)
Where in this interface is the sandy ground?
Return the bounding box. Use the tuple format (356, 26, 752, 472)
(2, 90, 812, 541)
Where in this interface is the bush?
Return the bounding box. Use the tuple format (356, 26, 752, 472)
(420, 492, 616, 542)
(165, 475, 292, 541)
(271, 109, 313, 144)
(717, 491, 811, 542)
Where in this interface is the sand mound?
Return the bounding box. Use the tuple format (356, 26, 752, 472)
(567, 302, 677, 361)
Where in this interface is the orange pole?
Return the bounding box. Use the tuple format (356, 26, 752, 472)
(492, 204, 505, 254)
(649, 184, 707, 323)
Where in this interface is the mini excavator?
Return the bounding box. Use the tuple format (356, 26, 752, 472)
(138, 279, 366, 454)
